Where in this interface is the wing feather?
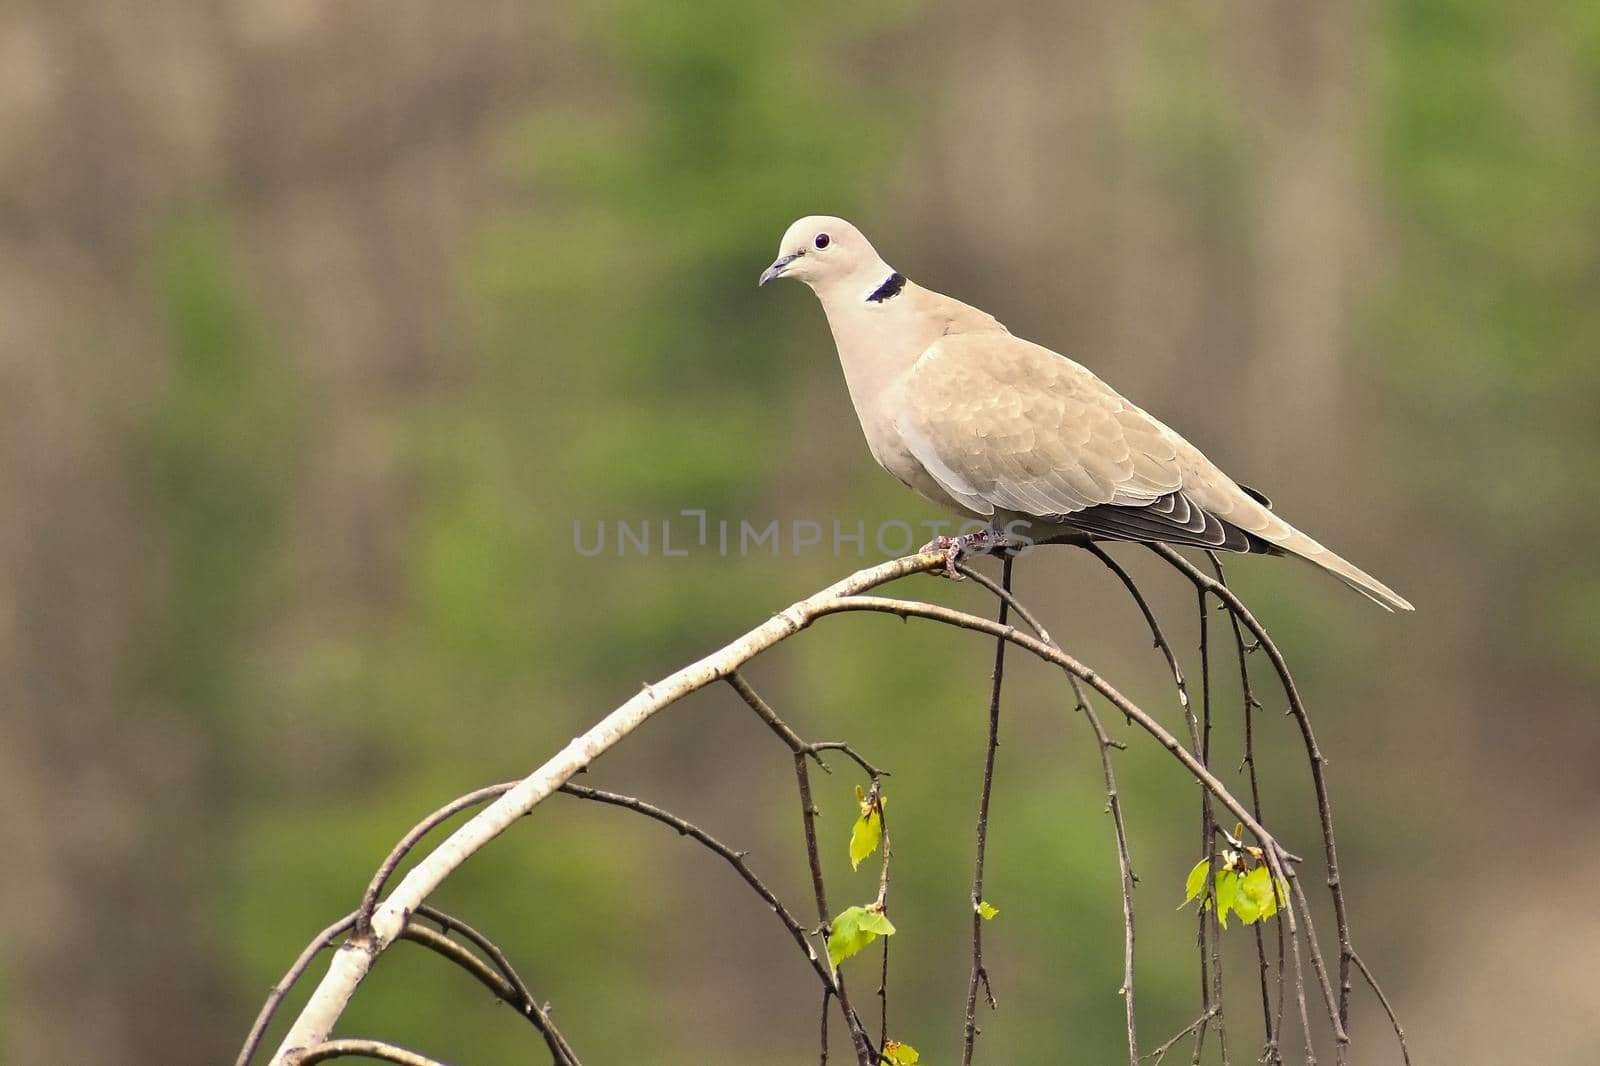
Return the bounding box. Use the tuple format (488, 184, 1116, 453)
(894, 333, 1181, 521)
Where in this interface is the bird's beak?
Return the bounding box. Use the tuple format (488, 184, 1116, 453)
(759, 252, 800, 287)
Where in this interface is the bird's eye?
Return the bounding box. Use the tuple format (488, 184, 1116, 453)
(814, 233, 831, 250)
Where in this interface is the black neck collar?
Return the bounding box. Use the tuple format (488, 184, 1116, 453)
(866, 272, 906, 303)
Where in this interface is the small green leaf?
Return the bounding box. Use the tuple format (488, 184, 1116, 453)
(1214, 870, 1239, 929)
(1235, 866, 1278, 924)
(827, 905, 895, 969)
(1181, 858, 1210, 907)
(850, 807, 882, 870)
(881, 1039, 920, 1064)
(977, 900, 999, 920)
(858, 909, 896, 937)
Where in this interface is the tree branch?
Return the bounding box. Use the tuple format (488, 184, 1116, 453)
(962, 554, 1012, 1066)
(267, 553, 943, 1064)
(258, 550, 1396, 1065)
(1151, 544, 1358, 1053)
(294, 1039, 448, 1066)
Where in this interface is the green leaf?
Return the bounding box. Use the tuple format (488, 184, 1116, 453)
(881, 1039, 920, 1064)
(977, 900, 999, 920)
(1214, 870, 1239, 929)
(1181, 858, 1210, 907)
(1235, 866, 1279, 924)
(858, 909, 896, 937)
(827, 905, 895, 970)
(849, 805, 882, 871)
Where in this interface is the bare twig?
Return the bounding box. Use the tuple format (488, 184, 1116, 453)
(557, 783, 830, 987)
(1287, 911, 1317, 1065)
(235, 911, 359, 1066)
(400, 923, 577, 1066)
(819, 595, 1285, 853)
(1351, 950, 1411, 1065)
(726, 671, 887, 779)
(411, 905, 580, 1065)
(965, 557, 1138, 1064)
(872, 783, 892, 1052)
(1289, 874, 1348, 1046)
(1207, 552, 1283, 1065)
(1197, 588, 1228, 1065)
(358, 784, 511, 932)
(1152, 545, 1357, 1045)
(962, 554, 1013, 1066)
(1087, 545, 1220, 1058)
(819, 987, 832, 1066)
(1147, 1005, 1219, 1065)
(263, 552, 1383, 1066)
(294, 1039, 448, 1065)
(267, 553, 944, 1064)
(1070, 672, 1140, 1066)
(725, 670, 879, 1063)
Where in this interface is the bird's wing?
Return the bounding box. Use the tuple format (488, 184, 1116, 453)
(891, 332, 1252, 549)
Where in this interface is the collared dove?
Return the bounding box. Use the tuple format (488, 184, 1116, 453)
(760, 215, 1413, 611)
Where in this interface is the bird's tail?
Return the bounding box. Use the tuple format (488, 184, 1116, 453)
(1266, 528, 1414, 612)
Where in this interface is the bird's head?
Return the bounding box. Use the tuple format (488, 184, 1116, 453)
(759, 215, 889, 292)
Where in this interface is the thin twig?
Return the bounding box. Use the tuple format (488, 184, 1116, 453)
(819, 987, 832, 1066)
(1152, 545, 1357, 1045)
(557, 783, 830, 986)
(294, 1039, 448, 1065)
(1085, 545, 1221, 1058)
(955, 561, 1052, 647)
(1198, 588, 1228, 1065)
(1207, 552, 1283, 1065)
(818, 595, 1289, 868)
(726, 671, 887, 779)
(962, 554, 1012, 1066)
(1070, 673, 1140, 1065)
(1289, 874, 1347, 1046)
(966, 558, 1139, 1064)
(412, 905, 580, 1065)
(235, 911, 359, 1066)
(266, 552, 1344, 1064)
(725, 671, 879, 1063)
(358, 785, 512, 932)
(1147, 1005, 1219, 1065)
(1286, 911, 1317, 1065)
(1350, 950, 1411, 1065)
(400, 923, 577, 1066)
(267, 553, 948, 1063)
(873, 783, 892, 1052)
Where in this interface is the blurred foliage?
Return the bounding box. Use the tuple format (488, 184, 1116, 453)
(144, 211, 304, 722)
(1373, 0, 1600, 663)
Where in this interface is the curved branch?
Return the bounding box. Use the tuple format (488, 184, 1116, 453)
(267, 553, 945, 1063)
(295, 1040, 447, 1066)
(266, 552, 1346, 1064)
(724, 670, 880, 1062)
(817, 595, 1286, 857)
(399, 924, 578, 1066)
(235, 911, 359, 1066)
(963, 558, 1138, 1064)
(409, 905, 580, 1065)
(358, 785, 512, 931)
(1151, 544, 1357, 1042)
(556, 783, 831, 987)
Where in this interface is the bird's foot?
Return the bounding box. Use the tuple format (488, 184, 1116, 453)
(920, 528, 1006, 579)
(922, 534, 967, 579)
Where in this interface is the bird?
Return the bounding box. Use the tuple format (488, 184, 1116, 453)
(759, 215, 1413, 611)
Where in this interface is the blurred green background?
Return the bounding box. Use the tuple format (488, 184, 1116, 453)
(3, 2, 1597, 1063)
